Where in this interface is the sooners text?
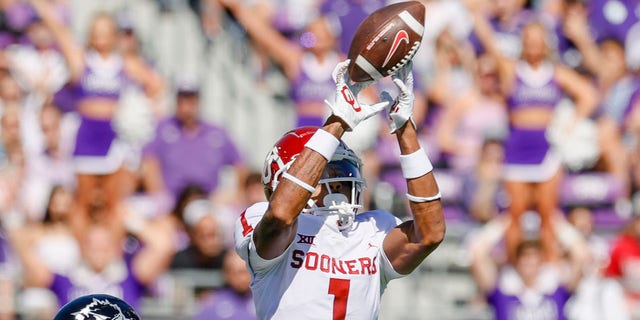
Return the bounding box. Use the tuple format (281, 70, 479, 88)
(290, 249, 378, 275)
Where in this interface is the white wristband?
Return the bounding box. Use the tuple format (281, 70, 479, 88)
(399, 147, 433, 179)
(282, 172, 316, 193)
(406, 192, 441, 203)
(305, 129, 340, 161)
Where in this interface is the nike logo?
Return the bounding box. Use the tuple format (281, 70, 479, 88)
(382, 30, 409, 68)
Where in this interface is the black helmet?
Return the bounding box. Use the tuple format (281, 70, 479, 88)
(53, 294, 141, 320)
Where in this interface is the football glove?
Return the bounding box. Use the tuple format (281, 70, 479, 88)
(381, 61, 415, 133)
(325, 60, 388, 131)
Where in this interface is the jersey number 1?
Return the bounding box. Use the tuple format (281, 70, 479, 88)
(328, 278, 350, 320)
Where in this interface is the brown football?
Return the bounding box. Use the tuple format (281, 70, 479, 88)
(347, 1, 425, 82)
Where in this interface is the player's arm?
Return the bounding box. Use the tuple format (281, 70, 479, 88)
(254, 61, 387, 259)
(381, 63, 446, 274)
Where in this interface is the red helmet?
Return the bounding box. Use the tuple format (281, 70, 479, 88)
(262, 127, 365, 229)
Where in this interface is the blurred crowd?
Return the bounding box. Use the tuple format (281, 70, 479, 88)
(0, 0, 639, 319)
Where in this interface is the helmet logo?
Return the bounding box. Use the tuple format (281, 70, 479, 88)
(70, 297, 136, 320)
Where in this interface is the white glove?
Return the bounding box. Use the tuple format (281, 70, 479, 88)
(325, 60, 389, 131)
(381, 62, 415, 133)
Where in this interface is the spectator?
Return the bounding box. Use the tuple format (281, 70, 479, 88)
(192, 250, 255, 320)
(113, 9, 167, 159)
(462, 138, 507, 223)
(319, 0, 386, 55)
(141, 81, 247, 207)
(564, 206, 630, 320)
(466, 0, 534, 59)
(218, 0, 346, 128)
(4, 15, 68, 102)
(436, 52, 508, 173)
(0, 234, 15, 320)
(428, 29, 476, 113)
(0, 103, 26, 223)
(10, 207, 175, 309)
(604, 214, 640, 318)
(564, 5, 632, 189)
(8, 185, 78, 319)
(214, 171, 266, 246)
(241, 171, 266, 207)
(20, 103, 76, 221)
(170, 198, 226, 271)
(586, 0, 640, 48)
(0, 0, 39, 48)
(30, 0, 165, 225)
(468, 2, 599, 262)
(468, 214, 589, 319)
(12, 185, 79, 275)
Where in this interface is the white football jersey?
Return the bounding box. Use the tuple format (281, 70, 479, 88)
(234, 202, 405, 320)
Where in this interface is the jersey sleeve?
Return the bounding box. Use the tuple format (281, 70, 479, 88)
(233, 202, 294, 274)
(234, 202, 268, 261)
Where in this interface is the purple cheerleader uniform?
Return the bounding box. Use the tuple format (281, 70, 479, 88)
(72, 51, 129, 174)
(503, 61, 564, 182)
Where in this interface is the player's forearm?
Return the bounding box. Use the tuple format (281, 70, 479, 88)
(396, 124, 445, 248)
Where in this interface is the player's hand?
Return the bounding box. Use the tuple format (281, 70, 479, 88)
(325, 60, 388, 131)
(381, 61, 415, 134)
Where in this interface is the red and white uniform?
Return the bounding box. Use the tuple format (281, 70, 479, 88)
(234, 202, 404, 320)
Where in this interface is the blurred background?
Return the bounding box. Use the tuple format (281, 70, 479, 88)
(0, 0, 640, 319)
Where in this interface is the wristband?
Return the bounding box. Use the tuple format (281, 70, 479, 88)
(406, 192, 441, 203)
(399, 147, 433, 179)
(305, 129, 340, 161)
(282, 172, 316, 193)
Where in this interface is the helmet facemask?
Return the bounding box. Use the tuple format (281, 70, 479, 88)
(306, 151, 366, 231)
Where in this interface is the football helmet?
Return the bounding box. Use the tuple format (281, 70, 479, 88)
(262, 126, 365, 230)
(54, 294, 140, 320)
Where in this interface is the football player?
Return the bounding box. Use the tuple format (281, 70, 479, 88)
(234, 60, 445, 319)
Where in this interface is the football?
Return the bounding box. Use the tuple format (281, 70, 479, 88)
(347, 1, 425, 82)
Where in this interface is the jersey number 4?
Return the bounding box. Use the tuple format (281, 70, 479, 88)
(329, 278, 350, 320)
